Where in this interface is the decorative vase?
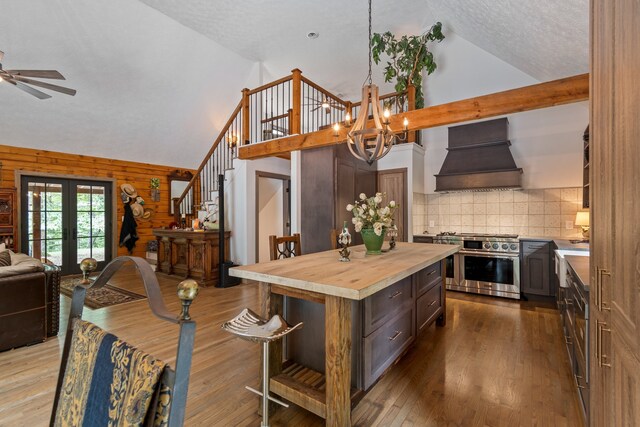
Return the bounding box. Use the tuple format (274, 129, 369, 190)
(338, 221, 352, 262)
(361, 228, 385, 255)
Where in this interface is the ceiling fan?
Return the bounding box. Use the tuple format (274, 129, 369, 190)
(303, 95, 345, 113)
(0, 50, 76, 99)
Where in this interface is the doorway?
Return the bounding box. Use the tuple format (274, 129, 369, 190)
(255, 172, 291, 263)
(20, 176, 113, 275)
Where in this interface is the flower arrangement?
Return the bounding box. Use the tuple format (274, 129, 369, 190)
(347, 192, 397, 236)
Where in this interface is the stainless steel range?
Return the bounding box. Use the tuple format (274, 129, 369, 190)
(433, 232, 521, 299)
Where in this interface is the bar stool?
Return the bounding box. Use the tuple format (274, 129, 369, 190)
(222, 308, 303, 427)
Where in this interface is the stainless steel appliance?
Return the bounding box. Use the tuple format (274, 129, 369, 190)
(432, 233, 461, 288)
(433, 232, 521, 299)
(568, 265, 589, 415)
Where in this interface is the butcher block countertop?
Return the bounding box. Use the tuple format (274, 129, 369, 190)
(230, 242, 459, 300)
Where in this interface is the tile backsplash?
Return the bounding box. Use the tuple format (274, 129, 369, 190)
(412, 188, 584, 238)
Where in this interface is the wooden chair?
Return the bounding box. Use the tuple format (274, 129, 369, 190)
(329, 228, 342, 250)
(269, 233, 301, 260)
(50, 256, 199, 427)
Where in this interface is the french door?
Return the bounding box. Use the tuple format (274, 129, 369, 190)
(20, 176, 113, 275)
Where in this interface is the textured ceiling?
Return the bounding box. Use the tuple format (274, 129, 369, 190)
(139, 0, 588, 82)
(425, 0, 589, 81)
(137, 0, 431, 62)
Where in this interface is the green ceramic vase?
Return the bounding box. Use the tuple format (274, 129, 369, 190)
(361, 228, 385, 255)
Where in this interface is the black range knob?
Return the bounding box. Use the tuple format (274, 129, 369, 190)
(510, 244, 518, 250)
(483, 242, 491, 249)
(502, 243, 509, 250)
(492, 243, 499, 250)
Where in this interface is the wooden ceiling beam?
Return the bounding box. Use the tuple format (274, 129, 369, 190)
(238, 73, 589, 160)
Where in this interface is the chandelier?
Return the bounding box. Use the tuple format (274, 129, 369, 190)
(345, 0, 399, 165)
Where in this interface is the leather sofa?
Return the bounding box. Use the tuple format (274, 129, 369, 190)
(0, 252, 60, 352)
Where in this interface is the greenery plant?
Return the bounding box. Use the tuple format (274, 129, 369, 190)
(371, 22, 445, 109)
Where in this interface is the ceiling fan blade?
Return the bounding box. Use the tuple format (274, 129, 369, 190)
(332, 105, 345, 111)
(310, 106, 322, 112)
(11, 76, 76, 96)
(6, 69, 65, 79)
(6, 79, 52, 99)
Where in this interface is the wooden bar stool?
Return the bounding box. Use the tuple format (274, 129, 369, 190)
(222, 308, 303, 427)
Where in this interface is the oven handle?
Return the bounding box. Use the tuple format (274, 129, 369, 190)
(459, 251, 519, 259)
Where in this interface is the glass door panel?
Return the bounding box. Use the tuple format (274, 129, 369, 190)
(21, 176, 112, 275)
(73, 184, 109, 269)
(24, 181, 64, 265)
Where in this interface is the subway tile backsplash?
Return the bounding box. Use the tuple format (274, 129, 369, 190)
(412, 188, 584, 238)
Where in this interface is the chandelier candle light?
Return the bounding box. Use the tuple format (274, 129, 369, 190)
(342, 0, 408, 165)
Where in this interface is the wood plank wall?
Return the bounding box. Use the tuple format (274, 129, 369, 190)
(0, 144, 194, 259)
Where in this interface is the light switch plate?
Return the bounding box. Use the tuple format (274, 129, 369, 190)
(429, 220, 435, 227)
(565, 220, 574, 230)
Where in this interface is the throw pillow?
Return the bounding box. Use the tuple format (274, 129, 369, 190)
(0, 250, 11, 267)
(0, 242, 5, 251)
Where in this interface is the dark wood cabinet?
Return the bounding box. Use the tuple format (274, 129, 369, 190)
(301, 144, 376, 254)
(0, 188, 18, 252)
(520, 240, 553, 296)
(286, 261, 445, 391)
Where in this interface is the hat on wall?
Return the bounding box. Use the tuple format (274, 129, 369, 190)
(141, 208, 154, 221)
(120, 183, 138, 198)
(130, 202, 144, 218)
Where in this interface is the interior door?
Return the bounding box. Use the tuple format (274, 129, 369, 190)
(21, 176, 113, 275)
(377, 168, 407, 241)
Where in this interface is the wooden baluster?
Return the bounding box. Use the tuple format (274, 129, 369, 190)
(241, 88, 250, 145)
(406, 84, 416, 144)
(291, 69, 302, 135)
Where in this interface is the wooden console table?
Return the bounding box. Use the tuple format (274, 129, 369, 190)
(153, 229, 230, 287)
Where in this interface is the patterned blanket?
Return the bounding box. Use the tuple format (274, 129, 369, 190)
(54, 320, 167, 426)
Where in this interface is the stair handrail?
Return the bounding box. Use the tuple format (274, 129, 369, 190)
(173, 99, 242, 221)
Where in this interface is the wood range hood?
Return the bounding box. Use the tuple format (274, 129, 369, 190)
(434, 118, 523, 192)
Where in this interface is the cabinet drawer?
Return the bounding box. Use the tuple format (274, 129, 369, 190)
(521, 240, 550, 255)
(413, 235, 433, 243)
(363, 307, 415, 390)
(417, 281, 443, 333)
(363, 276, 413, 336)
(415, 262, 441, 296)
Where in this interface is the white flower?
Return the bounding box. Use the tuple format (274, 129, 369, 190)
(373, 222, 383, 236)
(374, 195, 382, 204)
(352, 217, 358, 224)
(346, 204, 354, 212)
(359, 193, 366, 200)
(355, 221, 363, 232)
(389, 200, 396, 207)
(376, 192, 382, 197)
(369, 209, 375, 217)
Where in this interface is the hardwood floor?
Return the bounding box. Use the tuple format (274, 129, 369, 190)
(0, 266, 583, 426)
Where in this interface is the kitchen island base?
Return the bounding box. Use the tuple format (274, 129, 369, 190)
(231, 243, 457, 426)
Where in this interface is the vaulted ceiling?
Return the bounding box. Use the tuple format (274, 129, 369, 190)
(0, 1, 588, 168)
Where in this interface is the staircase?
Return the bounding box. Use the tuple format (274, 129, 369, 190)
(172, 69, 413, 225)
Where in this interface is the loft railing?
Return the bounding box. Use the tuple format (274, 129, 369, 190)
(173, 69, 416, 223)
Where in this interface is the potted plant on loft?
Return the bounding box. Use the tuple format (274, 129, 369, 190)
(371, 22, 445, 111)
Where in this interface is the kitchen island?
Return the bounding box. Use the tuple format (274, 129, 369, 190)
(230, 242, 459, 426)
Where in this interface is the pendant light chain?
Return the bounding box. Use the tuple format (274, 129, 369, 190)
(367, 0, 372, 86)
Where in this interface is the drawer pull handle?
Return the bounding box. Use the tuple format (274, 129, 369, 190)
(389, 291, 403, 299)
(428, 300, 437, 307)
(389, 330, 403, 341)
(426, 270, 436, 276)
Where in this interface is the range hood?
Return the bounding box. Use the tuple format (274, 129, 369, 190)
(435, 118, 523, 192)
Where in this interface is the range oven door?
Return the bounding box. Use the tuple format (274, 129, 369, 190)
(458, 252, 521, 299)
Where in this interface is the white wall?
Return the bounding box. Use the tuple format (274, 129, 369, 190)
(421, 32, 588, 193)
(257, 177, 284, 262)
(0, 0, 257, 169)
(376, 143, 426, 239)
(225, 156, 290, 266)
